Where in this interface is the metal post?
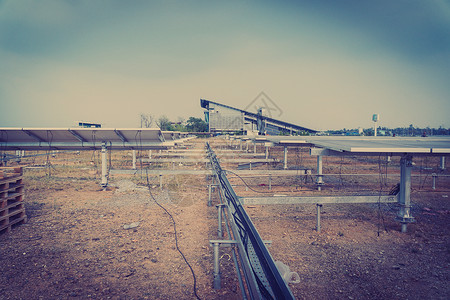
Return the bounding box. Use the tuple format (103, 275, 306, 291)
(269, 174, 272, 191)
(101, 142, 108, 189)
(316, 155, 323, 191)
(159, 174, 163, 190)
(240, 141, 242, 151)
(132, 150, 137, 170)
(208, 184, 212, 206)
(246, 142, 249, 152)
(441, 156, 445, 170)
(432, 173, 436, 190)
(254, 142, 257, 154)
(396, 156, 415, 232)
(283, 146, 288, 170)
(213, 242, 221, 289)
(148, 150, 152, 159)
(265, 146, 269, 159)
(216, 204, 226, 238)
(316, 204, 322, 232)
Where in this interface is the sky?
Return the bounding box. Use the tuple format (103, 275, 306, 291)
(0, 0, 449, 131)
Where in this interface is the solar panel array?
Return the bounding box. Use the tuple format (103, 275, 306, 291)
(0, 128, 192, 150)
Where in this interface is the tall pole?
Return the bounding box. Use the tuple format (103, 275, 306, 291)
(132, 150, 137, 170)
(396, 155, 414, 232)
(283, 146, 288, 170)
(316, 155, 323, 191)
(101, 142, 108, 189)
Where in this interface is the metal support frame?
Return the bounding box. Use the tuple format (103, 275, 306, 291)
(208, 184, 213, 206)
(283, 146, 288, 170)
(206, 143, 294, 299)
(216, 204, 227, 238)
(316, 204, 322, 232)
(209, 239, 272, 291)
(101, 142, 108, 188)
(132, 150, 137, 170)
(396, 155, 415, 233)
(432, 173, 437, 190)
(316, 155, 324, 190)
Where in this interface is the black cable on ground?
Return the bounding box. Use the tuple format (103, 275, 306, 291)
(136, 133, 201, 300)
(224, 169, 273, 194)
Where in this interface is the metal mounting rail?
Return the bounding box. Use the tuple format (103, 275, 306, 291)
(206, 142, 295, 300)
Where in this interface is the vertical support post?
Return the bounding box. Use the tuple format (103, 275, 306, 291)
(213, 242, 221, 289)
(159, 174, 163, 190)
(432, 173, 436, 190)
(254, 142, 257, 154)
(265, 146, 269, 159)
(216, 204, 226, 238)
(283, 146, 288, 170)
(246, 142, 249, 152)
(132, 150, 137, 170)
(440, 156, 445, 170)
(208, 184, 212, 206)
(239, 141, 242, 151)
(148, 150, 152, 159)
(316, 155, 324, 191)
(101, 142, 108, 189)
(396, 155, 415, 233)
(316, 204, 322, 232)
(269, 174, 272, 191)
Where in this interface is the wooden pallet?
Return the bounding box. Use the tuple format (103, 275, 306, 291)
(0, 166, 27, 234)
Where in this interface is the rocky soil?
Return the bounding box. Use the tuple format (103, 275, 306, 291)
(1, 138, 449, 299)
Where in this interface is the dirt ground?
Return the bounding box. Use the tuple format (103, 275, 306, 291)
(1, 137, 449, 299)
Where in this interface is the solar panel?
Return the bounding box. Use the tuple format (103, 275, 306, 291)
(0, 128, 190, 150)
(257, 136, 450, 155)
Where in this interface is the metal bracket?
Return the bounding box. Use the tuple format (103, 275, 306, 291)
(209, 239, 272, 290)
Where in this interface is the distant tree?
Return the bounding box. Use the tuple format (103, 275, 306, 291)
(156, 115, 173, 131)
(140, 114, 153, 128)
(185, 117, 208, 132)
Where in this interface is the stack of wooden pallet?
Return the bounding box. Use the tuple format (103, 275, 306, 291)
(0, 166, 27, 234)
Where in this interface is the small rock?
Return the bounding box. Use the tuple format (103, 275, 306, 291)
(151, 258, 158, 263)
(123, 222, 140, 230)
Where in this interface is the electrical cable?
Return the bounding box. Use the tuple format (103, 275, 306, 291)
(223, 169, 273, 194)
(136, 133, 201, 300)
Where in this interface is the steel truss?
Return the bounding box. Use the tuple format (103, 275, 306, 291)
(206, 142, 294, 300)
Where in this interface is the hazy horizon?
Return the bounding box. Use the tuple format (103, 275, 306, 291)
(1, 1, 449, 131)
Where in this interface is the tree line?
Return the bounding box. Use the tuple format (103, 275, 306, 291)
(140, 114, 208, 132)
